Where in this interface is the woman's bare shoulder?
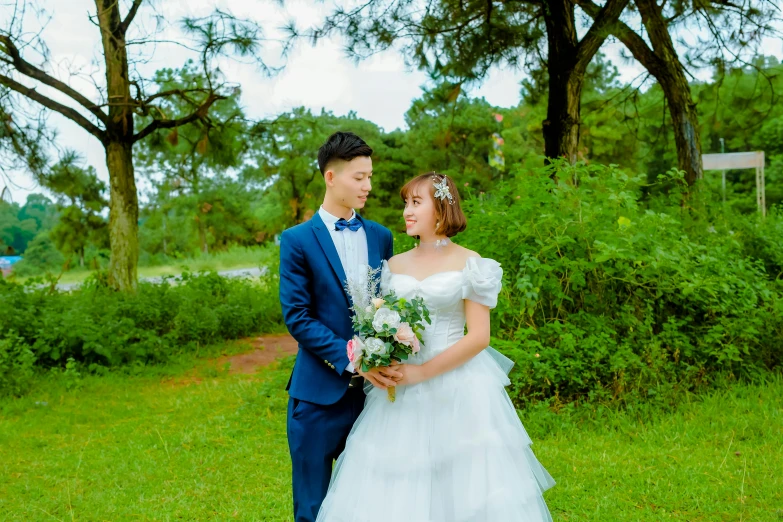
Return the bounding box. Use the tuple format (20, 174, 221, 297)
(387, 250, 413, 272)
(452, 243, 481, 261)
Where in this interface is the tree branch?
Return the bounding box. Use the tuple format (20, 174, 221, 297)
(132, 92, 224, 143)
(707, 0, 744, 10)
(0, 35, 108, 125)
(118, 0, 144, 36)
(0, 73, 106, 143)
(575, 0, 663, 75)
(143, 88, 208, 106)
(575, 0, 630, 73)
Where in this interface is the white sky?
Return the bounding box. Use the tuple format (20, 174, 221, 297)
(2, 0, 781, 203)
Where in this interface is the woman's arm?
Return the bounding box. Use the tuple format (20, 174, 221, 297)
(396, 299, 491, 386)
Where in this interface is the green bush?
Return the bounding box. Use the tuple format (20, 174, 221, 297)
(458, 161, 783, 405)
(0, 268, 282, 388)
(0, 334, 36, 397)
(730, 207, 783, 280)
(11, 232, 66, 277)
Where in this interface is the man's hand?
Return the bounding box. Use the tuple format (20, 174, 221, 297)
(358, 364, 403, 390)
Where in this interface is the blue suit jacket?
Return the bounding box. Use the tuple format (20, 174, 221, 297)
(279, 212, 394, 405)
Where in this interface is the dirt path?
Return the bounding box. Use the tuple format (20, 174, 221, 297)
(160, 333, 298, 388)
(217, 333, 298, 374)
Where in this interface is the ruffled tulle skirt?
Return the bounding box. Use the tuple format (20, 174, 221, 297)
(316, 348, 555, 522)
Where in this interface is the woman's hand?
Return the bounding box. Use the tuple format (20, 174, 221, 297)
(396, 364, 430, 387)
(358, 365, 403, 389)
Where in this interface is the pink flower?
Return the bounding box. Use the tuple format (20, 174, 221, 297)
(346, 336, 364, 364)
(393, 322, 415, 347)
(411, 335, 421, 354)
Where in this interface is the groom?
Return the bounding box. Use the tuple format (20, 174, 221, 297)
(279, 131, 400, 522)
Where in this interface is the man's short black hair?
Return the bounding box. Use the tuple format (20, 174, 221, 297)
(317, 132, 373, 175)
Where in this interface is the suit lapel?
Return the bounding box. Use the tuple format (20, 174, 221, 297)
(310, 213, 348, 293)
(356, 213, 380, 271)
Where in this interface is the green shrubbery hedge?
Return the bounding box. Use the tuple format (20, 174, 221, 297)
(4, 161, 782, 403)
(456, 162, 783, 404)
(0, 268, 282, 396)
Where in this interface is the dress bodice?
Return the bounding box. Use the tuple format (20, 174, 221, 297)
(381, 257, 503, 361)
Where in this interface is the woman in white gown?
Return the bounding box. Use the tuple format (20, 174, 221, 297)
(316, 173, 555, 522)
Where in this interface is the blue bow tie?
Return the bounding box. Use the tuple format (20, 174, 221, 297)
(334, 217, 363, 232)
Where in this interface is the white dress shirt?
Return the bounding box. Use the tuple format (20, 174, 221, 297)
(318, 206, 368, 373)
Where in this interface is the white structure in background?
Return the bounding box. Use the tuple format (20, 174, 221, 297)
(702, 151, 766, 217)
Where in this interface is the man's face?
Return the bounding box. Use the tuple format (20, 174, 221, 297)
(326, 156, 373, 209)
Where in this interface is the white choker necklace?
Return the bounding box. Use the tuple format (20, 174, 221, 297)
(416, 238, 451, 251)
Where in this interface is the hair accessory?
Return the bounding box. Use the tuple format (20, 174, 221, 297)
(433, 176, 454, 205)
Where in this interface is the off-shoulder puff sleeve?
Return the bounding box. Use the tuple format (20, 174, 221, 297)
(462, 257, 503, 308)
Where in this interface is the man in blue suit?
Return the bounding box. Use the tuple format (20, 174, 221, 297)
(279, 132, 400, 522)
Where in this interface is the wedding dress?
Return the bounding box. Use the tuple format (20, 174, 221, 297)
(316, 257, 555, 522)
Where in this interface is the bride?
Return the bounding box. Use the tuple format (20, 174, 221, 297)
(316, 173, 555, 522)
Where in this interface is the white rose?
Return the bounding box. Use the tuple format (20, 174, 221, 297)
(372, 308, 401, 333)
(363, 337, 388, 356)
(365, 305, 375, 315)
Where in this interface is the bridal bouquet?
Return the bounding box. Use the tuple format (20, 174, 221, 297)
(345, 266, 430, 402)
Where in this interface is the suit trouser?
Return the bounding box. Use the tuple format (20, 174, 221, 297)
(287, 386, 365, 522)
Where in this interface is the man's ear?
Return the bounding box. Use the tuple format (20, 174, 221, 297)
(324, 165, 340, 187)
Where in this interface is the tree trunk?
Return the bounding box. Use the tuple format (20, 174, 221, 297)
(635, 0, 703, 185)
(574, 0, 703, 186)
(542, 1, 582, 165)
(2, 1, 228, 290)
(106, 140, 139, 291)
(162, 212, 168, 255)
(197, 216, 209, 254)
(658, 75, 703, 185)
(544, 66, 584, 164)
(79, 246, 85, 268)
(191, 175, 209, 255)
(97, 0, 138, 291)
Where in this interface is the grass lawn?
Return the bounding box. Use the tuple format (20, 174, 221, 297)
(1, 352, 781, 521)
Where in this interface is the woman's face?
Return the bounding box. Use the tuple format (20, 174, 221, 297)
(403, 184, 438, 237)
